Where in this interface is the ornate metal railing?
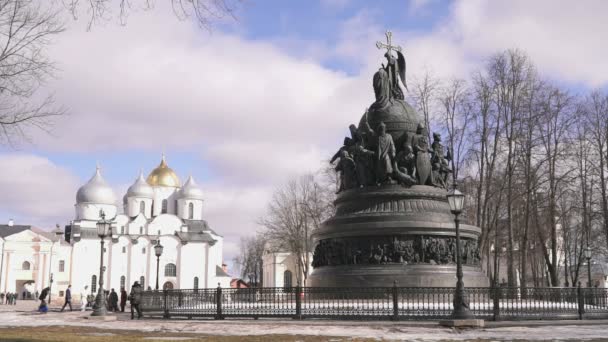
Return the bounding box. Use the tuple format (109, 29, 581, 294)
(139, 284, 608, 321)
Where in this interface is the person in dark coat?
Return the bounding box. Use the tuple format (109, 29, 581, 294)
(109, 289, 119, 312)
(38, 287, 50, 313)
(120, 287, 128, 312)
(129, 282, 142, 319)
(61, 285, 73, 312)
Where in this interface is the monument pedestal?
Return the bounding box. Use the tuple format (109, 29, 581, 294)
(308, 185, 489, 288)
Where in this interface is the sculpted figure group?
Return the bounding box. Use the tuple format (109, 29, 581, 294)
(311, 235, 481, 268)
(331, 51, 452, 193)
(332, 119, 452, 192)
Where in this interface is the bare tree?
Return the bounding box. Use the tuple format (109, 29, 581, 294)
(489, 49, 535, 287)
(233, 234, 266, 287)
(258, 173, 333, 286)
(438, 78, 473, 184)
(0, 0, 66, 146)
(582, 91, 608, 254)
(535, 85, 575, 287)
(409, 70, 440, 142)
(63, 0, 240, 30)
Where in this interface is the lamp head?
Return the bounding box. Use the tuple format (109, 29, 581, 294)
(446, 188, 465, 215)
(154, 240, 164, 257)
(96, 209, 111, 238)
(584, 246, 592, 259)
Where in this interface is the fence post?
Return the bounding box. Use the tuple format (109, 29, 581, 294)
(294, 283, 302, 320)
(163, 289, 170, 319)
(215, 283, 224, 320)
(577, 282, 584, 320)
(492, 284, 500, 321)
(392, 280, 399, 321)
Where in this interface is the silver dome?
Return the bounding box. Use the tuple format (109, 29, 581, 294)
(126, 172, 154, 198)
(179, 176, 204, 200)
(76, 167, 116, 205)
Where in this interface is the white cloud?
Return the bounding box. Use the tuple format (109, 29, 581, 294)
(0, 154, 79, 228)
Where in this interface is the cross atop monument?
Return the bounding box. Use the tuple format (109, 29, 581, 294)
(376, 30, 402, 54)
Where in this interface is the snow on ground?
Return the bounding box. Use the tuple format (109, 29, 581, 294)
(0, 302, 607, 341)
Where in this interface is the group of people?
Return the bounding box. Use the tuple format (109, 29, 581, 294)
(3, 281, 144, 319)
(0, 292, 18, 305)
(42, 282, 143, 319)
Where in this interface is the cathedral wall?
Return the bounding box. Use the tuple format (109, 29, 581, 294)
(75, 203, 117, 221)
(129, 236, 151, 289)
(176, 199, 203, 220)
(71, 239, 109, 296)
(126, 198, 153, 218)
(148, 215, 183, 236)
(152, 187, 178, 216)
(108, 237, 130, 291)
(126, 215, 148, 235)
(180, 242, 206, 289)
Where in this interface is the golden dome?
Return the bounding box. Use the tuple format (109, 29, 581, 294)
(146, 155, 181, 187)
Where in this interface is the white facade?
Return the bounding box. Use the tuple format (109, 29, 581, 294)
(68, 157, 230, 296)
(262, 242, 312, 288)
(0, 224, 72, 301)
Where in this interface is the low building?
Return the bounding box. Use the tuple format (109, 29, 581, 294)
(0, 221, 71, 300)
(262, 242, 312, 288)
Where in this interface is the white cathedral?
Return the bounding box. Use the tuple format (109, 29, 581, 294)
(0, 156, 230, 300)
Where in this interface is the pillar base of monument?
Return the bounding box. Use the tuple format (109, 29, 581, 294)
(308, 264, 489, 288)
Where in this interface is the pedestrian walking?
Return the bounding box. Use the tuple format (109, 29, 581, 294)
(61, 285, 73, 312)
(38, 287, 50, 313)
(109, 288, 119, 312)
(80, 286, 88, 312)
(120, 287, 127, 312)
(12, 292, 17, 305)
(129, 281, 142, 319)
(0, 292, 4, 305)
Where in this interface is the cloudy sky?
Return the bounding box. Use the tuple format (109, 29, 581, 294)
(1, 0, 607, 271)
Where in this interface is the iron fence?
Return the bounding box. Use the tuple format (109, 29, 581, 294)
(139, 284, 608, 321)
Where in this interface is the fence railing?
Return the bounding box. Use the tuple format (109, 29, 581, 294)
(139, 283, 608, 321)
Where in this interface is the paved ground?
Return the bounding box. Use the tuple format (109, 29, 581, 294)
(0, 301, 607, 341)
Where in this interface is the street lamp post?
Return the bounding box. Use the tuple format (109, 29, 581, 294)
(91, 210, 112, 317)
(49, 273, 54, 304)
(447, 187, 475, 320)
(584, 246, 592, 288)
(154, 240, 164, 291)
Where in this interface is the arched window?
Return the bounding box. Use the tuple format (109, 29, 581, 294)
(22, 261, 30, 270)
(161, 199, 168, 214)
(140, 201, 145, 214)
(283, 270, 293, 289)
(193, 277, 199, 290)
(140, 276, 145, 289)
(59, 260, 65, 272)
(121, 226, 125, 234)
(188, 203, 194, 219)
(120, 276, 126, 289)
(164, 263, 177, 277)
(139, 226, 143, 235)
(91, 275, 97, 293)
